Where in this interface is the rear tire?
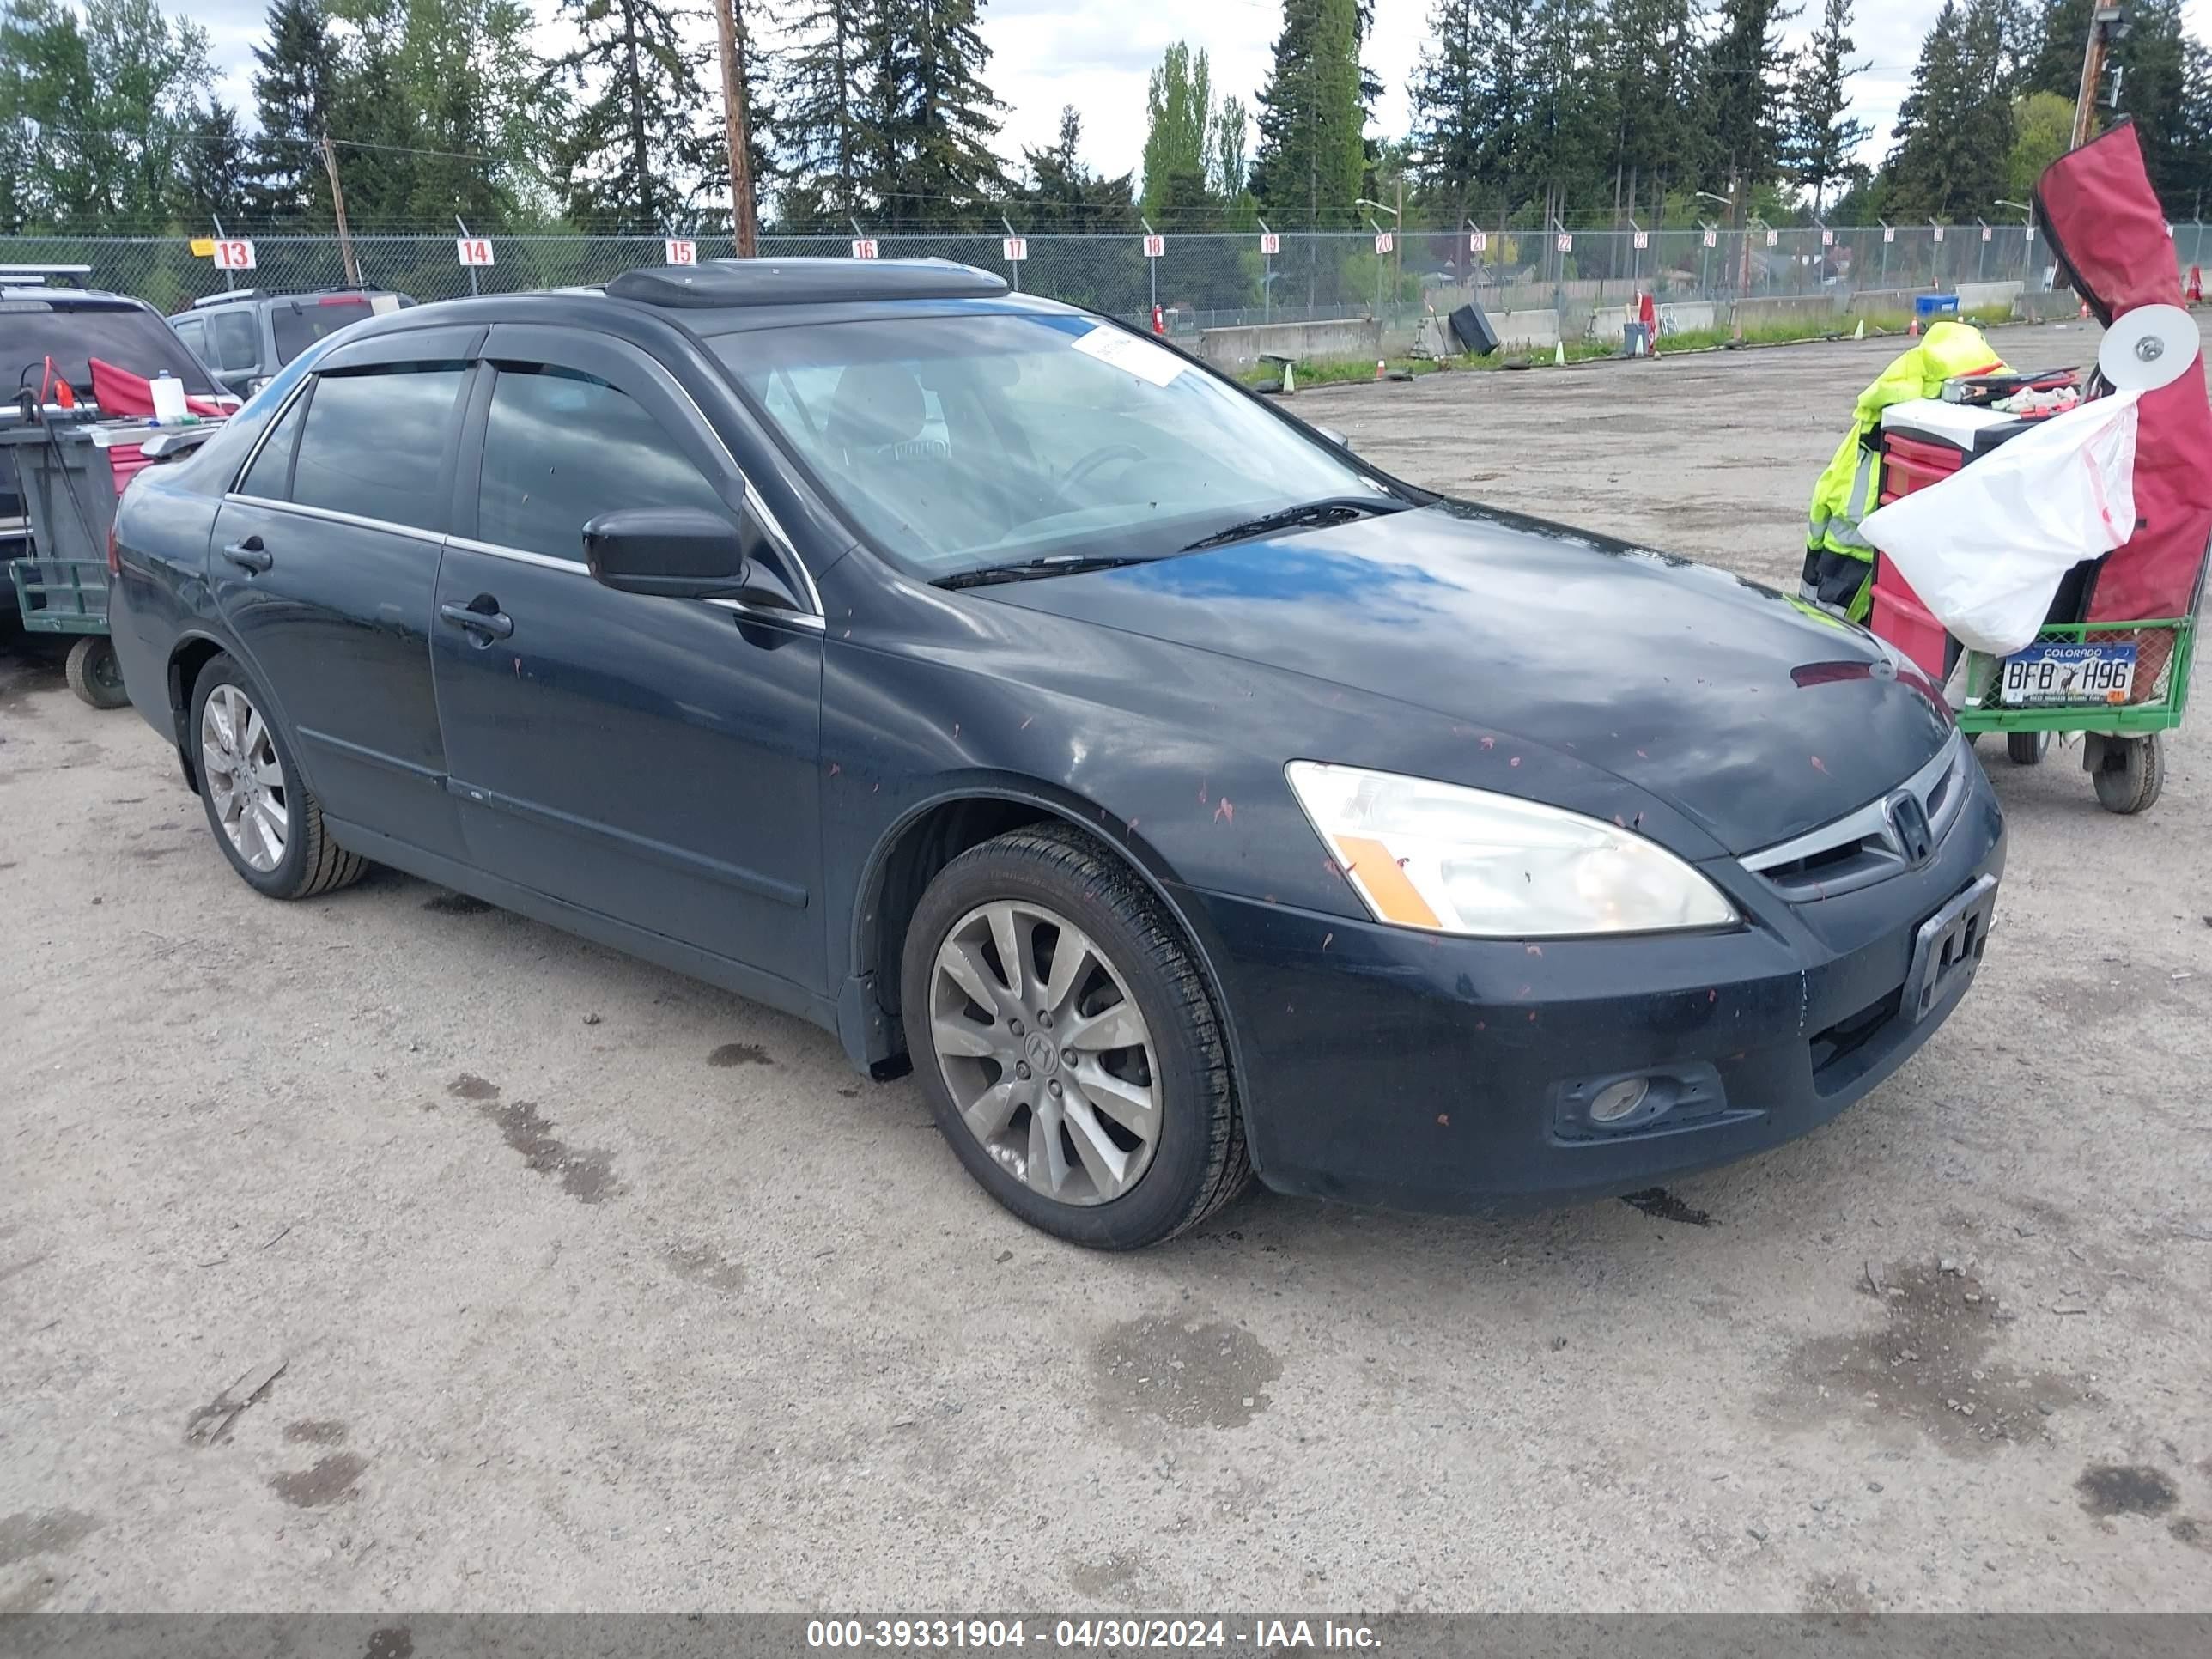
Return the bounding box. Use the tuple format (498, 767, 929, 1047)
(2092, 734, 2163, 815)
(190, 656, 368, 899)
(64, 635, 128, 708)
(901, 824, 1249, 1249)
(2006, 730, 2049, 766)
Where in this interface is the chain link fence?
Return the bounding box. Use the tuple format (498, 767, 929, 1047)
(5, 224, 2207, 334)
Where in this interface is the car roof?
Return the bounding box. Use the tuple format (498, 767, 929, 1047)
(0, 284, 151, 310)
(182, 287, 403, 313)
(318, 261, 1088, 351)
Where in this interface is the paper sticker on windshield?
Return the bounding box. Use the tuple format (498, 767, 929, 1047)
(1072, 325, 1186, 388)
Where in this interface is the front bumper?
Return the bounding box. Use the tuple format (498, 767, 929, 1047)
(1180, 757, 2006, 1213)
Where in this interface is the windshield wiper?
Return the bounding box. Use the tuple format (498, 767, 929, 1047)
(934, 552, 1165, 590)
(1177, 495, 1403, 553)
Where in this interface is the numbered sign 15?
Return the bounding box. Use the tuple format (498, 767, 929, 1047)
(664, 239, 696, 265)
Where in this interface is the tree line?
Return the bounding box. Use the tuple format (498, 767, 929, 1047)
(1, 0, 2207, 240)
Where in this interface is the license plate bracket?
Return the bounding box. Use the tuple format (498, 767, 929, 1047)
(1904, 873, 1999, 1023)
(2000, 640, 2136, 706)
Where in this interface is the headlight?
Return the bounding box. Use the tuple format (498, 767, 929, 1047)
(1285, 761, 1738, 938)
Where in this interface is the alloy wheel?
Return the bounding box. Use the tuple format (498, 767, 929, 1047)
(200, 683, 289, 872)
(928, 899, 1162, 1206)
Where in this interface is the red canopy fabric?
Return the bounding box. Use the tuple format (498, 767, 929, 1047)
(2033, 121, 2212, 623)
(88, 357, 230, 421)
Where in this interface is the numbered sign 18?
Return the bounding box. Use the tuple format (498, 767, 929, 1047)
(213, 239, 257, 271)
(664, 239, 696, 265)
(456, 237, 495, 267)
(1142, 234, 1165, 259)
(850, 238, 878, 260)
(1001, 237, 1027, 263)
(1259, 232, 1280, 255)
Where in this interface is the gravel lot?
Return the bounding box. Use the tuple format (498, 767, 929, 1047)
(3, 319, 2209, 1615)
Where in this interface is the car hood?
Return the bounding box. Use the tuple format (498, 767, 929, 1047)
(974, 501, 1954, 854)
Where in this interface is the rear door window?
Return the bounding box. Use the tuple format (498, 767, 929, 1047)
(273, 298, 376, 365)
(237, 387, 309, 500)
(476, 364, 730, 562)
(206, 309, 259, 373)
(289, 364, 467, 532)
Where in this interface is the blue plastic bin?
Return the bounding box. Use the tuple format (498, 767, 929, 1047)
(1915, 293, 1961, 319)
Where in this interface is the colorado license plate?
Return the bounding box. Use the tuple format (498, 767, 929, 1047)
(2000, 641, 2136, 706)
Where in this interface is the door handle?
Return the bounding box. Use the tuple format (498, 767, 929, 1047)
(439, 600, 514, 641)
(221, 536, 271, 574)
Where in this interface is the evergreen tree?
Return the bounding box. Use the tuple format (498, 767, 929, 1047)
(2021, 0, 2091, 98)
(248, 0, 337, 223)
(1704, 0, 1798, 191)
(777, 0, 864, 227)
(2005, 88, 2073, 198)
(1409, 0, 1529, 222)
(540, 0, 714, 227)
(1141, 43, 1216, 221)
(1213, 96, 1250, 204)
(1522, 0, 1611, 224)
(1013, 107, 1135, 232)
(1604, 0, 1707, 223)
(1784, 0, 1872, 214)
(179, 98, 252, 224)
(0, 0, 88, 229)
(1250, 0, 1367, 228)
(852, 0, 1006, 229)
(1884, 0, 2012, 220)
(396, 0, 549, 225)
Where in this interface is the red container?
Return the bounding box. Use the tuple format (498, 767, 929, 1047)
(1869, 553, 1948, 679)
(1877, 432, 1966, 507)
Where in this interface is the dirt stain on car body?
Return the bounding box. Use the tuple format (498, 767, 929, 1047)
(1091, 1316, 1282, 1431)
(1772, 1257, 2080, 1455)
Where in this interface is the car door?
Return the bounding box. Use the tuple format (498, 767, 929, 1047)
(431, 325, 826, 994)
(209, 325, 482, 861)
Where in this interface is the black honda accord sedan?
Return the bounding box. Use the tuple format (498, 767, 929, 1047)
(109, 259, 2002, 1249)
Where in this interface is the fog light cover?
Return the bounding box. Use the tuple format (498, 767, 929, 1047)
(1589, 1077, 1651, 1123)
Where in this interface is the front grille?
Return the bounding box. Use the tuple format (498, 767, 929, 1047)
(1808, 988, 1904, 1090)
(1741, 732, 1969, 902)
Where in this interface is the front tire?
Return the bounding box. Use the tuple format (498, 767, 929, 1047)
(901, 824, 1249, 1249)
(190, 657, 367, 899)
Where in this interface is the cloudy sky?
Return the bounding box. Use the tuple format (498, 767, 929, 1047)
(186, 0, 2212, 191)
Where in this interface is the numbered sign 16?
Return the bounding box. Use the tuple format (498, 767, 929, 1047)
(213, 239, 257, 271)
(456, 237, 495, 267)
(1142, 234, 1165, 259)
(850, 238, 878, 260)
(1259, 232, 1280, 255)
(664, 239, 696, 265)
(1001, 237, 1027, 263)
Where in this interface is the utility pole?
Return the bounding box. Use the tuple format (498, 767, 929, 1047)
(1393, 174, 1404, 316)
(712, 0, 758, 257)
(2071, 5, 2132, 150)
(319, 133, 362, 288)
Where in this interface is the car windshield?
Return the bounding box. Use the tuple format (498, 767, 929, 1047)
(0, 302, 220, 398)
(271, 297, 376, 365)
(709, 311, 1388, 577)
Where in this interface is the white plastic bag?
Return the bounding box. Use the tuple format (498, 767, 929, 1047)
(1861, 389, 2141, 658)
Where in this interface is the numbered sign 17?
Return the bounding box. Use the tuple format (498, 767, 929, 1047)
(456, 237, 495, 267)
(664, 239, 696, 265)
(213, 239, 257, 271)
(1001, 237, 1027, 263)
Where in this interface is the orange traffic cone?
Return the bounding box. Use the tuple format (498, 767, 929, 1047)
(1374, 359, 1385, 380)
(1907, 317, 1920, 337)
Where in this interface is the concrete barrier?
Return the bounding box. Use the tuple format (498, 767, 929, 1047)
(1194, 318, 1382, 372)
(1588, 301, 1716, 342)
(2013, 289, 2082, 322)
(1494, 308, 1561, 349)
(1954, 280, 2024, 312)
(1726, 293, 1849, 331)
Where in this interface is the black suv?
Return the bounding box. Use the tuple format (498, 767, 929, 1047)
(3, 268, 227, 626)
(169, 288, 415, 399)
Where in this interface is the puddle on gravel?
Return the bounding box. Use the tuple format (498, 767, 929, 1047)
(0, 1510, 100, 1570)
(1091, 1316, 1282, 1431)
(446, 1074, 499, 1102)
(663, 1242, 746, 1294)
(1621, 1187, 1713, 1226)
(422, 891, 493, 915)
(2077, 1464, 2179, 1518)
(481, 1098, 619, 1204)
(708, 1042, 775, 1067)
(268, 1453, 367, 1508)
(1772, 1257, 2081, 1456)
(283, 1419, 349, 1446)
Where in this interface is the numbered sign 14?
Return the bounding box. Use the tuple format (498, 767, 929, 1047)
(456, 237, 495, 267)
